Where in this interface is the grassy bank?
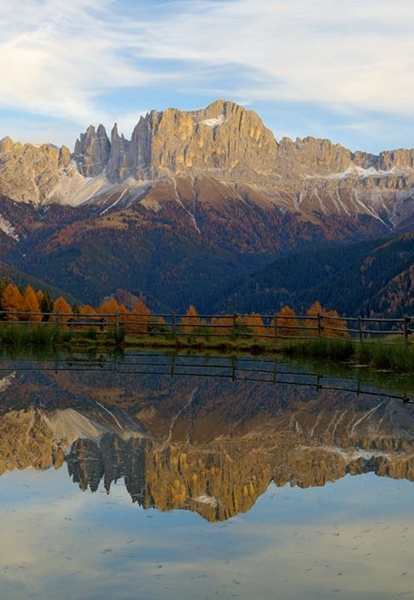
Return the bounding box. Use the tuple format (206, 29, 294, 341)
(0, 322, 413, 372)
(282, 337, 414, 372)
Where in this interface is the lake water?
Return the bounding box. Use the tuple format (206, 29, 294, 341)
(1, 352, 414, 599)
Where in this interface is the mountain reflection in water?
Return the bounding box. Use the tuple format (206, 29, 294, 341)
(1, 352, 414, 523)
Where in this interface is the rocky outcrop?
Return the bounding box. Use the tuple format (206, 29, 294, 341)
(74, 99, 278, 183)
(73, 124, 111, 177)
(0, 137, 73, 204)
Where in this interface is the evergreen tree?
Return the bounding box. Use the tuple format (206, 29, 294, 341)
(40, 290, 54, 321)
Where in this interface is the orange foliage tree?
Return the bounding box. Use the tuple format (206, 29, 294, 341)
(22, 285, 42, 322)
(1, 283, 24, 321)
(125, 300, 151, 334)
(243, 314, 267, 337)
(96, 297, 121, 325)
(305, 301, 349, 338)
(210, 316, 233, 336)
(50, 296, 73, 325)
(181, 305, 201, 334)
(271, 306, 300, 337)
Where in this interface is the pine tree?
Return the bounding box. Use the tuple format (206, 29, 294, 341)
(40, 290, 54, 321)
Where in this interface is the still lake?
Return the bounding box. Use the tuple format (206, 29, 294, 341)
(1, 352, 414, 599)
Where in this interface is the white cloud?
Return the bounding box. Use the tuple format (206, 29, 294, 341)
(133, 0, 414, 114)
(1, 0, 414, 149)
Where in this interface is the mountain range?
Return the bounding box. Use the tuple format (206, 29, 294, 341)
(1, 99, 414, 314)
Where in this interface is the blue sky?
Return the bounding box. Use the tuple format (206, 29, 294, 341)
(1, 0, 414, 153)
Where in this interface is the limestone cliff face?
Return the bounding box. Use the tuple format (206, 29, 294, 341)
(75, 99, 278, 182)
(73, 124, 111, 178)
(0, 137, 74, 204)
(3, 99, 414, 232)
(68, 100, 414, 229)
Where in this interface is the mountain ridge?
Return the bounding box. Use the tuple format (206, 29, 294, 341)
(1, 99, 414, 311)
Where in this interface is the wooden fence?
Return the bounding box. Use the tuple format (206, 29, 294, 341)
(0, 309, 413, 343)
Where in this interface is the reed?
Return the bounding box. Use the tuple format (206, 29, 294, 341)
(282, 338, 355, 361)
(355, 341, 414, 372)
(0, 323, 65, 348)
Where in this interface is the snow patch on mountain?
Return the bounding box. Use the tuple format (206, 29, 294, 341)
(325, 164, 411, 181)
(200, 114, 226, 128)
(320, 445, 400, 462)
(0, 214, 19, 241)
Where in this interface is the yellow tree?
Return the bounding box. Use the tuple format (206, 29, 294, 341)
(50, 296, 73, 325)
(36, 289, 44, 306)
(244, 314, 267, 337)
(128, 299, 151, 334)
(305, 301, 349, 338)
(97, 297, 121, 324)
(274, 306, 300, 337)
(22, 285, 42, 322)
(323, 309, 350, 339)
(73, 304, 98, 331)
(80, 304, 96, 316)
(210, 316, 233, 336)
(181, 305, 200, 334)
(305, 301, 324, 337)
(2, 283, 24, 321)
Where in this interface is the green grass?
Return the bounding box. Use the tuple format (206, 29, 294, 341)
(282, 337, 355, 361)
(0, 322, 414, 372)
(0, 323, 64, 347)
(281, 337, 414, 372)
(355, 341, 414, 371)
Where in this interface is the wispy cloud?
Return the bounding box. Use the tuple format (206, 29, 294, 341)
(1, 0, 414, 149)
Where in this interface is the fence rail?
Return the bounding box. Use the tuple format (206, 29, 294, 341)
(0, 308, 413, 344)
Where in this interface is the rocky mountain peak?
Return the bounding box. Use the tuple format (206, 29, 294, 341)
(0, 137, 73, 204)
(73, 99, 278, 182)
(74, 123, 111, 177)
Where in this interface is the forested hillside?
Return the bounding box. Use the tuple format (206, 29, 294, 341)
(217, 232, 414, 318)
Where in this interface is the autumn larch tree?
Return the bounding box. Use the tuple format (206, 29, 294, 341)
(22, 285, 42, 322)
(128, 300, 151, 334)
(181, 305, 200, 335)
(210, 316, 233, 336)
(243, 314, 267, 337)
(273, 306, 300, 337)
(2, 283, 24, 321)
(50, 296, 73, 326)
(305, 301, 349, 338)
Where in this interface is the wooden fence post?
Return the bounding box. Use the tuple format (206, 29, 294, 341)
(274, 313, 278, 340)
(358, 316, 363, 343)
(232, 313, 237, 339)
(172, 313, 176, 339)
(116, 311, 120, 335)
(317, 313, 322, 338)
(404, 315, 410, 344)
